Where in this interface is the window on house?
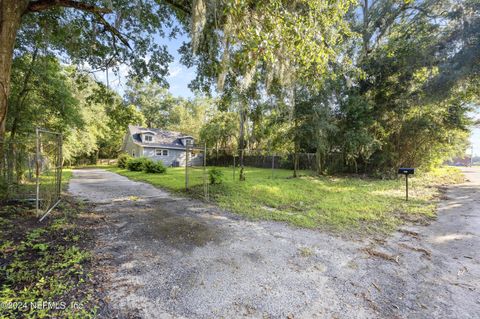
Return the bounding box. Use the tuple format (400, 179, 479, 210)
(155, 149, 168, 156)
(144, 135, 153, 142)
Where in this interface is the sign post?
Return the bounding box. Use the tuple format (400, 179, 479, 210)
(398, 168, 414, 201)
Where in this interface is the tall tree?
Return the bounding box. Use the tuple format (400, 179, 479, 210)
(125, 79, 178, 128)
(180, 0, 355, 179)
(0, 0, 190, 149)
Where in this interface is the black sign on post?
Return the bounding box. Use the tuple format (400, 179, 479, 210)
(398, 168, 414, 201)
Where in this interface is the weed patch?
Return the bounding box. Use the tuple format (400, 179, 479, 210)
(0, 198, 98, 318)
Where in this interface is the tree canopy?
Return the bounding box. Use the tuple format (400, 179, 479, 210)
(0, 0, 478, 176)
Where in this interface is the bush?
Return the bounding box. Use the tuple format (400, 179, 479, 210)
(209, 168, 224, 185)
(126, 157, 149, 171)
(143, 160, 167, 174)
(117, 153, 132, 169)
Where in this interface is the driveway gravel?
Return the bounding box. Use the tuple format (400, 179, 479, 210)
(69, 168, 480, 318)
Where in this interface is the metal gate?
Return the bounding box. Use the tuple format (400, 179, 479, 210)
(1, 128, 63, 221)
(185, 142, 209, 201)
(35, 128, 63, 221)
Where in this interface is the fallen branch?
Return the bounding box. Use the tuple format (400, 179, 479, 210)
(398, 229, 420, 239)
(362, 247, 400, 264)
(398, 243, 431, 259)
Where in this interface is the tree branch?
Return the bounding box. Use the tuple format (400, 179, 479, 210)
(25, 0, 190, 52)
(163, 0, 191, 15)
(27, 0, 111, 14)
(93, 12, 132, 50)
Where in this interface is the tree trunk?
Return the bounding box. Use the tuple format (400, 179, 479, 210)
(316, 149, 322, 175)
(0, 0, 28, 176)
(362, 0, 370, 55)
(0, 0, 27, 137)
(9, 46, 38, 183)
(293, 140, 299, 178)
(238, 99, 247, 181)
(292, 86, 299, 178)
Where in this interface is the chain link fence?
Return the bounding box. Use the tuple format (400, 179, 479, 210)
(183, 145, 346, 201)
(0, 129, 63, 221)
(185, 142, 209, 200)
(204, 148, 345, 172)
(0, 139, 37, 202)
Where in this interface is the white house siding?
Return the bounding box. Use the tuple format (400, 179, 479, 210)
(142, 147, 204, 167)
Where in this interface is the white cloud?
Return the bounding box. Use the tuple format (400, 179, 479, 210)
(168, 62, 183, 78)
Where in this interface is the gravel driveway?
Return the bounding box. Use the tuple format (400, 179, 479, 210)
(69, 168, 480, 318)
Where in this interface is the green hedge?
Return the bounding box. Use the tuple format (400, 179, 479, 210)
(143, 160, 167, 174)
(117, 153, 132, 168)
(125, 157, 167, 174)
(126, 157, 149, 171)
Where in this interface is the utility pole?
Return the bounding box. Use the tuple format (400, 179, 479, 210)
(185, 142, 190, 191)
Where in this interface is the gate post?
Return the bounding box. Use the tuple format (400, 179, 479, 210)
(203, 143, 208, 201)
(185, 142, 190, 191)
(35, 128, 40, 216)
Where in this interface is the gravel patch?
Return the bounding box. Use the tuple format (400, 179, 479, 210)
(69, 168, 480, 318)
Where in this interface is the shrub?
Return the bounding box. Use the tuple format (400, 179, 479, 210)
(143, 160, 167, 174)
(209, 168, 224, 185)
(117, 153, 132, 169)
(126, 157, 149, 171)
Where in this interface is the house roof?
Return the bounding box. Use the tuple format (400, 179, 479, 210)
(127, 125, 194, 149)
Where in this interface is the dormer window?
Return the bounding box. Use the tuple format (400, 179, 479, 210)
(180, 137, 193, 146)
(144, 135, 153, 142)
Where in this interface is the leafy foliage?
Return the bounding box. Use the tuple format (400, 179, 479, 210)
(117, 153, 132, 169)
(186, 0, 479, 176)
(15, 0, 184, 87)
(126, 157, 149, 171)
(125, 79, 179, 129)
(200, 111, 238, 148)
(209, 167, 224, 184)
(2, 0, 478, 177)
(143, 159, 167, 174)
(0, 201, 97, 318)
(6, 53, 144, 164)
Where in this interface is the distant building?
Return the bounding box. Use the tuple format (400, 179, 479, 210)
(446, 156, 472, 167)
(122, 125, 203, 167)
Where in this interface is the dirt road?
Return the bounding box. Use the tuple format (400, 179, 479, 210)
(69, 168, 480, 318)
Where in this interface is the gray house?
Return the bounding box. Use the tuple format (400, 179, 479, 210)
(122, 125, 203, 167)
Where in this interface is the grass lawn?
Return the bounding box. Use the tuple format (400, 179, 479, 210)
(1, 168, 73, 201)
(106, 165, 464, 232)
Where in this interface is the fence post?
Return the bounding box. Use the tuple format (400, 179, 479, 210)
(185, 142, 190, 191)
(57, 134, 63, 198)
(35, 128, 40, 217)
(272, 153, 275, 179)
(233, 155, 236, 181)
(203, 143, 208, 201)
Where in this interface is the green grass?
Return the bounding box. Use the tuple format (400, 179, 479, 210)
(1, 169, 73, 201)
(106, 165, 464, 232)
